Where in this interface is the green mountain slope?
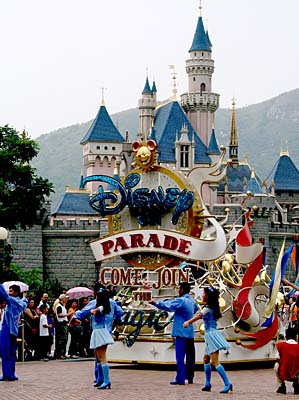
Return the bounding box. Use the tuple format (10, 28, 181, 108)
(33, 89, 299, 207)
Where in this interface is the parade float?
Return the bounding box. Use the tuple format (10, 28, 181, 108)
(82, 139, 285, 365)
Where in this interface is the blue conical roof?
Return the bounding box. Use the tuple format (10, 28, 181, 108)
(152, 80, 157, 93)
(189, 16, 211, 52)
(244, 173, 263, 194)
(80, 105, 125, 144)
(206, 30, 212, 48)
(266, 154, 299, 191)
(142, 77, 152, 94)
(207, 128, 220, 154)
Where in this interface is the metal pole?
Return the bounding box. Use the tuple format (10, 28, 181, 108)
(0, 228, 8, 283)
(0, 239, 4, 283)
(21, 316, 25, 363)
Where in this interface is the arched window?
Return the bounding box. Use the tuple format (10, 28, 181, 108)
(180, 145, 190, 168)
(200, 83, 206, 95)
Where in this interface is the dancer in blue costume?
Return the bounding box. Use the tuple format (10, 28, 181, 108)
(184, 287, 232, 393)
(72, 285, 123, 389)
(0, 283, 28, 381)
(150, 282, 199, 385)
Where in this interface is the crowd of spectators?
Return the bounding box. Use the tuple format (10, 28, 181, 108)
(19, 290, 99, 361)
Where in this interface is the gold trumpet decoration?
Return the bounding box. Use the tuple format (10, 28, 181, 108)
(214, 254, 242, 288)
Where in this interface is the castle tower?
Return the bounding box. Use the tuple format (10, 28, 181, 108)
(138, 77, 157, 139)
(80, 95, 125, 194)
(181, 3, 219, 147)
(229, 99, 239, 166)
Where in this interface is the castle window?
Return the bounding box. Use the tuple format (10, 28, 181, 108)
(96, 145, 100, 150)
(104, 146, 108, 150)
(193, 77, 196, 82)
(202, 52, 204, 56)
(112, 146, 116, 151)
(200, 83, 206, 94)
(180, 145, 190, 168)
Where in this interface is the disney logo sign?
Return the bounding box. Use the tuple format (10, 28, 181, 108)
(83, 172, 194, 227)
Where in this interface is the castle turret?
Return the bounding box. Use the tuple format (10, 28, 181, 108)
(207, 113, 220, 164)
(138, 77, 157, 139)
(181, 4, 219, 146)
(80, 95, 125, 194)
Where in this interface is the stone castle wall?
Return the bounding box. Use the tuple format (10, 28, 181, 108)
(10, 219, 102, 289)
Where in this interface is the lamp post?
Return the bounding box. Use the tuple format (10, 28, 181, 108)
(0, 227, 8, 283)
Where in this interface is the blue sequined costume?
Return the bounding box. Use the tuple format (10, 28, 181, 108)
(0, 284, 28, 380)
(202, 306, 230, 355)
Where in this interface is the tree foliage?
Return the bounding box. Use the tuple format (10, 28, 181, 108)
(0, 125, 54, 229)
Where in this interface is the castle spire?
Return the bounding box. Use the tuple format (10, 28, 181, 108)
(100, 86, 106, 106)
(280, 140, 289, 156)
(181, 2, 218, 146)
(139, 75, 157, 137)
(142, 76, 151, 94)
(169, 65, 177, 99)
(229, 98, 239, 165)
(189, 1, 211, 52)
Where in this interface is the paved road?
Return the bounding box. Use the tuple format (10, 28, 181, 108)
(0, 359, 295, 399)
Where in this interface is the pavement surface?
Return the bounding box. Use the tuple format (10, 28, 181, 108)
(0, 358, 296, 399)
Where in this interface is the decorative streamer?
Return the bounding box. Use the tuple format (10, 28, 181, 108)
(262, 240, 294, 327)
(232, 211, 279, 348)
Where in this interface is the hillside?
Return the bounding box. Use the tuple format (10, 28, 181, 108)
(33, 88, 299, 207)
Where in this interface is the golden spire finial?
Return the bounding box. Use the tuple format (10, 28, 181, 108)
(232, 97, 236, 109)
(169, 65, 177, 100)
(199, 0, 202, 17)
(100, 86, 106, 106)
(280, 139, 289, 156)
(230, 97, 237, 146)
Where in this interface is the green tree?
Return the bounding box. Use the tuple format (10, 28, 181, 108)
(0, 125, 54, 229)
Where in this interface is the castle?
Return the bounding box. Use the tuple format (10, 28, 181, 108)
(9, 5, 299, 289)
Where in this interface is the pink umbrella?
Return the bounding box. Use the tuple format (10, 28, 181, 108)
(3, 280, 29, 293)
(66, 286, 93, 299)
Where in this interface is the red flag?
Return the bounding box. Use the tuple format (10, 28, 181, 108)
(291, 244, 297, 271)
(236, 211, 252, 246)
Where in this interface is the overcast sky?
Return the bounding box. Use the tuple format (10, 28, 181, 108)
(1, 0, 298, 138)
